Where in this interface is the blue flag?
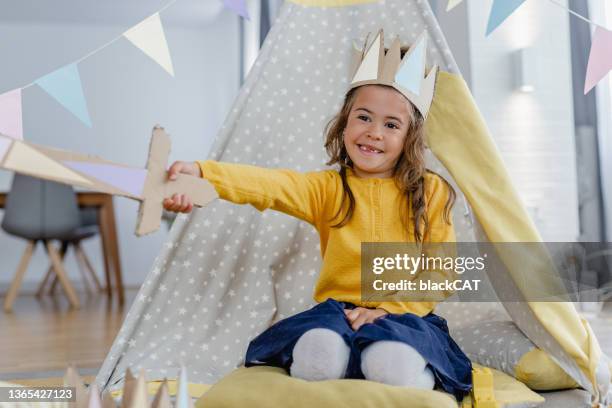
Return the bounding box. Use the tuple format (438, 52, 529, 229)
(35, 63, 92, 127)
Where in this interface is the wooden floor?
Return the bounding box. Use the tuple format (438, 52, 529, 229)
(0, 290, 610, 383)
(0, 290, 135, 379)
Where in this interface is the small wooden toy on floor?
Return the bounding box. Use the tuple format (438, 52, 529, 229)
(63, 366, 189, 408)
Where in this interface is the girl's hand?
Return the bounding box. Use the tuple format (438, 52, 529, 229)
(163, 161, 202, 213)
(167, 161, 202, 180)
(163, 193, 194, 213)
(344, 307, 388, 331)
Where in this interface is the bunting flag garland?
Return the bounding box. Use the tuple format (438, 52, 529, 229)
(34, 63, 92, 127)
(584, 26, 612, 94)
(446, 0, 463, 12)
(0, 89, 23, 139)
(0, 0, 610, 139)
(223, 0, 250, 20)
(486, 0, 527, 36)
(124, 13, 175, 77)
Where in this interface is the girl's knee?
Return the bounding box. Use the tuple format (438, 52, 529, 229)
(361, 341, 434, 389)
(290, 328, 350, 381)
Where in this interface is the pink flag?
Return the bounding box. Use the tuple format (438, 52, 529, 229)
(223, 0, 249, 20)
(0, 89, 23, 140)
(585, 27, 612, 94)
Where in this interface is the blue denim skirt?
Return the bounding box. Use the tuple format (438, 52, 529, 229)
(244, 298, 472, 400)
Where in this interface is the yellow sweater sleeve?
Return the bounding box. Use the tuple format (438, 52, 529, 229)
(377, 173, 457, 316)
(196, 160, 333, 226)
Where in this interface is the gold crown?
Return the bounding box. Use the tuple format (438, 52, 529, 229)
(349, 29, 438, 119)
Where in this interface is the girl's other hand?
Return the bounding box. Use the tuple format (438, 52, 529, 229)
(344, 307, 388, 331)
(167, 161, 202, 181)
(163, 193, 194, 213)
(163, 161, 201, 213)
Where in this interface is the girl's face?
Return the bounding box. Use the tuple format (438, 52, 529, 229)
(343, 85, 413, 178)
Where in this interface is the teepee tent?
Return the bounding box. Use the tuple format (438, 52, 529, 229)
(96, 0, 610, 405)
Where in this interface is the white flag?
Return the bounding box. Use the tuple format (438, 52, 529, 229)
(447, 0, 463, 11)
(124, 13, 175, 76)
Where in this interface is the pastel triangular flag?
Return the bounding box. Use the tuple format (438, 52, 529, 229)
(63, 161, 147, 197)
(447, 0, 463, 11)
(584, 27, 612, 94)
(395, 33, 427, 95)
(486, 0, 527, 36)
(0, 89, 23, 139)
(102, 391, 116, 408)
(151, 380, 171, 408)
(88, 384, 103, 408)
(223, 0, 250, 20)
(176, 366, 194, 408)
(352, 31, 383, 84)
(35, 64, 92, 127)
(126, 370, 148, 408)
(4, 142, 92, 186)
(64, 366, 89, 408)
(121, 369, 137, 408)
(124, 13, 174, 76)
(0, 137, 12, 163)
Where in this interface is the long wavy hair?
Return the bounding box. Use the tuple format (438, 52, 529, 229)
(323, 85, 456, 242)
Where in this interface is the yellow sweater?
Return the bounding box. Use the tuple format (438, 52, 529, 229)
(196, 160, 456, 316)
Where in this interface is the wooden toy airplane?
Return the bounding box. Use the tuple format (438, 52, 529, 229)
(0, 126, 218, 236)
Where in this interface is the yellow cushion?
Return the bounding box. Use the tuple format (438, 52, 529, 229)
(195, 366, 458, 408)
(110, 380, 211, 399)
(514, 349, 579, 391)
(471, 364, 545, 407)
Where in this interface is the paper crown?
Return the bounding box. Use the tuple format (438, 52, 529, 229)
(349, 29, 439, 119)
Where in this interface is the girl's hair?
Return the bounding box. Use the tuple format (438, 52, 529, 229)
(323, 85, 456, 242)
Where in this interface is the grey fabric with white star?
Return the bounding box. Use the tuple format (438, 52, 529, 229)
(95, 0, 591, 398)
(454, 321, 536, 378)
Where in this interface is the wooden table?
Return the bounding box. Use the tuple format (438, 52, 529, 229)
(0, 192, 125, 305)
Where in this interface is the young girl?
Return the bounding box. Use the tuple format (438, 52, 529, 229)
(163, 35, 472, 400)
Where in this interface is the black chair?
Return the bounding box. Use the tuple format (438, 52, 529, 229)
(2, 174, 101, 311)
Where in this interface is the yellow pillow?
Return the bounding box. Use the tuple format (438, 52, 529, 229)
(454, 321, 579, 391)
(195, 365, 548, 408)
(514, 349, 579, 391)
(110, 380, 211, 399)
(469, 364, 545, 407)
(195, 366, 458, 408)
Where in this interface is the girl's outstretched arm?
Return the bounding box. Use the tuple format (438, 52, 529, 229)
(165, 160, 336, 227)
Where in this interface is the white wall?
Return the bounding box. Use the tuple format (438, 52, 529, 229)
(0, 10, 240, 288)
(466, 0, 580, 241)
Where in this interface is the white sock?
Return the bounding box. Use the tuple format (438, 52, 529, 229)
(361, 340, 435, 389)
(290, 328, 350, 381)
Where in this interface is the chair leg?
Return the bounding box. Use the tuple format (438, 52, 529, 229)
(45, 241, 80, 309)
(74, 248, 94, 295)
(36, 265, 54, 298)
(48, 242, 68, 294)
(74, 242, 102, 291)
(4, 240, 36, 312)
